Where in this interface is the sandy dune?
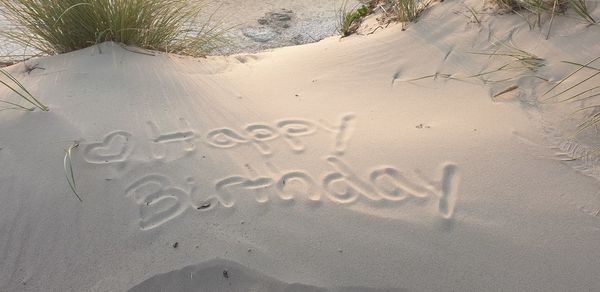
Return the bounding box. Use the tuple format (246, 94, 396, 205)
(1, 0, 600, 291)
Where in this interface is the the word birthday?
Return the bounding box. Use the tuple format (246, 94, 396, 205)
(124, 155, 460, 230)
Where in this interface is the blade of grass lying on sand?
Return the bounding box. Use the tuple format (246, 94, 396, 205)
(574, 109, 600, 135)
(550, 85, 600, 103)
(0, 99, 33, 111)
(545, 0, 559, 39)
(0, 68, 48, 111)
(562, 61, 600, 71)
(540, 56, 600, 100)
(464, 5, 482, 25)
(543, 63, 600, 102)
(569, 0, 597, 24)
(398, 72, 456, 82)
(544, 58, 600, 139)
(64, 141, 83, 202)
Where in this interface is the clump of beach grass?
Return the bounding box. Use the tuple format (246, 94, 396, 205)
(0, 0, 226, 57)
(399, 39, 545, 87)
(490, 0, 596, 37)
(337, 1, 370, 36)
(394, 0, 431, 25)
(470, 39, 545, 73)
(497, 0, 567, 37)
(0, 68, 48, 111)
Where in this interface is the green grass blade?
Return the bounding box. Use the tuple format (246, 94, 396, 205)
(541, 56, 600, 99)
(0, 68, 49, 111)
(64, 142, 83, 202)
(545, 71, 600, 101)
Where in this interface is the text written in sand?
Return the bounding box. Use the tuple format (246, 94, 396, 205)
(81, 113, 459, 230)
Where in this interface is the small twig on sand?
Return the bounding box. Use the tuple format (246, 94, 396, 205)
(365, 22, 391, 35)
(493, 85, 519, 98)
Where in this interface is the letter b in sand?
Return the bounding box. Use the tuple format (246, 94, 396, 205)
(125, 175, 191, 230)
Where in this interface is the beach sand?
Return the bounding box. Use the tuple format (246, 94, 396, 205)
(204, 0, 361, 54)
(1, 0, 599, 291)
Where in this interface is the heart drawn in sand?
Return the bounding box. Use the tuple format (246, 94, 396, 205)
(83, 131, 134, 164)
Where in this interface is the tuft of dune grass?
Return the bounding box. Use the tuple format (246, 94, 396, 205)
(0, 0, 226, 57)
(490, 0, 596, 32)
(394, 0, 431, 25)
(337, 1, 370, 37)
